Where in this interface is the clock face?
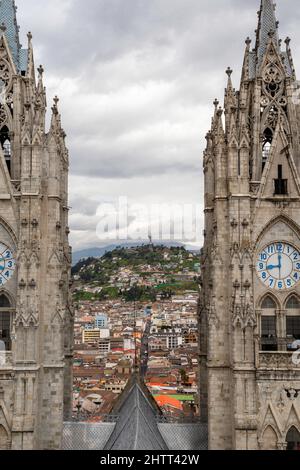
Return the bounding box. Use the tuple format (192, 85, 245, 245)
(256, 242, 300, 290)
(0, 243, 15, 287)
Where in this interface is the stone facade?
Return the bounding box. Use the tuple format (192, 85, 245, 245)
(200, 0, 300, 450)
(0, 1, 73, 449)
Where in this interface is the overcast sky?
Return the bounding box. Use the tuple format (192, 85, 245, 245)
(15, 0, 300, 251)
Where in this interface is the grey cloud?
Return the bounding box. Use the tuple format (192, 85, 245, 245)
(15, 0, 300, 249)
(69, 195, 100, 216)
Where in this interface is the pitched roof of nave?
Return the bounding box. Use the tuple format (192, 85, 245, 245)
(0, 0, 27, 73)
(103, 373, 169, 450)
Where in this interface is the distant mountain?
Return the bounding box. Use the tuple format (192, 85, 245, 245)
(72, 241, 200, 265)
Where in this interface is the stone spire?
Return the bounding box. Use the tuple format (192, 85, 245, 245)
(224, 67, 237, 131)
(241, 37, 251, 83)
(255, 0, 279, 67)
(285, 36, 296, 80)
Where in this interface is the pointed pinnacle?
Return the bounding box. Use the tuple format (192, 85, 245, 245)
(38, 65, 44, 76)
(285, 37, 291, 46)
(52, 96, 59, 116)
(226, 67, 233, 77)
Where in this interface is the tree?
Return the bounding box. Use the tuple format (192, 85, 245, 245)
(180, 369, 189, 384)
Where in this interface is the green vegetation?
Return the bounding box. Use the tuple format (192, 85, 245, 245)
(179, 369, 189, 384)
(72, 245, 200, 302)
(153, 394, 195, 402)
(73, 291, 97, 302)
(123, 286, 157, 302)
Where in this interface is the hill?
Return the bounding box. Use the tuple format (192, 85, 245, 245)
(72, 241, 200, 265)
(72, 245, 201, 302)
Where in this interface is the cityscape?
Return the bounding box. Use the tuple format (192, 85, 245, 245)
(71, 245, 200, 423)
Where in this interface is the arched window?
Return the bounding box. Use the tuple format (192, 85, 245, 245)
(0, 294, 11, 351)
(0, 294, 11, 308)
(262, 128, 273, 171)
(286, 426, 300, 451)
(260, 296, 277, 351)
(0, 127, 11, 176)
(286, 296, 300, 350)
(261, 295, 276, 309)
(261, 426, 278, 450)
(0, 424, 9, 450)
(286, 295, 300, 309)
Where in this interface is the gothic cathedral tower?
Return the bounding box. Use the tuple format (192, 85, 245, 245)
(0, 1, 73, 449)
(200, 0, 300, 450)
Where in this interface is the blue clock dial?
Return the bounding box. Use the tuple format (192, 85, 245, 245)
(0, 243, 15, 286)
(256, 242, 300, 290)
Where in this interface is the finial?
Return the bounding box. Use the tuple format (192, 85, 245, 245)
(52, 96, 59, 115)
(278, 39, 282, 47)
(206, 131, 212, 141)
(0, 23, 6, 33)
(245, 37, 251, 47)
(226, 67, 233, 77)
(27, 31, 32, 41)
(38, 65, 44, 77)
(285, 37, 291, 46)
(213, 98, 219, 109)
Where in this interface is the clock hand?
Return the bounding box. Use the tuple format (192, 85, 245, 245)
(278, 254, 282, 279)
(267, 255, 283, 271)
(266, 264, 278, 270)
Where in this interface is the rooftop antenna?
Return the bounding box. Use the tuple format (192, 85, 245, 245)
(148, 234, 154, 252)
(133, 285, 139, 376)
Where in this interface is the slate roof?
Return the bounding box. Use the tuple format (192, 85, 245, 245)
(0, 0, 27, 73)
(62, 422, 115, 450)
(104, 375, 168, 450)
(256, 0, 278, 68)
(247, 0, 293, 80)
(158, 423, 208, 450)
